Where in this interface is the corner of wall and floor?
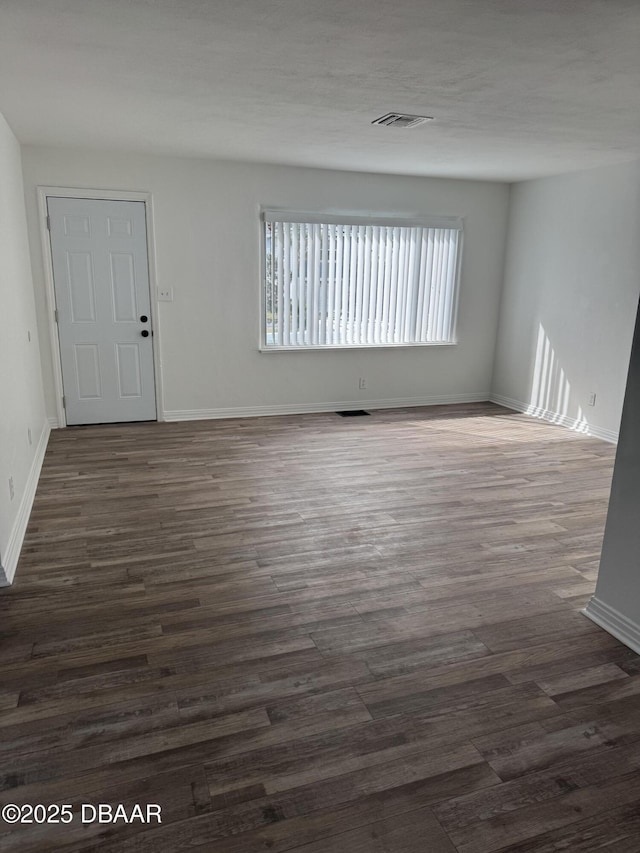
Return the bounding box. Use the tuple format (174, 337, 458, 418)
(582, 286, 640, 657)
(0, 420, 50, 586)
(0, 109, 49, 585)
(488, 159, 640, 446)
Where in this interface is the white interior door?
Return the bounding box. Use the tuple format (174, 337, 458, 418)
(48, 197, 157, 425)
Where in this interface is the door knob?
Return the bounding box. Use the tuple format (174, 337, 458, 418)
(141, 329, 149, 338)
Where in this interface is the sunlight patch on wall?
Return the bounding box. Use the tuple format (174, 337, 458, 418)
(527, 323, 589, 433)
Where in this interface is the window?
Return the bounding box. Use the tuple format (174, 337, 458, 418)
(262, 211, 462, 349)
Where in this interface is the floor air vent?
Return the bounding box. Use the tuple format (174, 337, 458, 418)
(336, 410, 370, 417)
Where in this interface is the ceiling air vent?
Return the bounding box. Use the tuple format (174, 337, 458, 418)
(372, 112, 434, 129)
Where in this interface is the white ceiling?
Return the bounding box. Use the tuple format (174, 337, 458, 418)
(1, 0, 640, 181)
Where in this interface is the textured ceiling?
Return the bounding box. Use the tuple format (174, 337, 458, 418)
(1, 0, 640, 180)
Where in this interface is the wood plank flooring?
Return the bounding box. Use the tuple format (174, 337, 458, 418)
(1, 402, 637, 852)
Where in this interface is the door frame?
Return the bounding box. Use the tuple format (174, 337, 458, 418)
(37, 186, 164, 428)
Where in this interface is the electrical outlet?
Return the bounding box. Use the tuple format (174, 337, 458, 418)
(358, 377, 367, 390)
(157, 287, 174, 302)
(588, 392, 597, 407)
(8, 477, 14, 501)
(27, 427, 32, 445)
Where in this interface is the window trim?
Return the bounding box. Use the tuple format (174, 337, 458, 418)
(261, 208, 464, 230)
(258, 208, 464, 352)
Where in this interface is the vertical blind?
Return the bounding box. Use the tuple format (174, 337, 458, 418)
(263, 215, 462, 348)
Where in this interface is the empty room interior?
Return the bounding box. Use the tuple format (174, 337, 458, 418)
(3, 1, 640, 850)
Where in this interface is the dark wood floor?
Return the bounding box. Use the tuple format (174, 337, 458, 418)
(1, 402, 638, 852)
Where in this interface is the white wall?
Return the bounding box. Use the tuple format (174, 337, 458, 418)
(21, 147, 509, 422)
(0, 113, 48, 584)
(491, 160, 640, 443)
(584, 301, 640, 653)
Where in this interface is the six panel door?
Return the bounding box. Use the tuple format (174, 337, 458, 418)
(48, 197, 157, 425)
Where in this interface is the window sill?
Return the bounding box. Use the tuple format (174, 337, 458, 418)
(259, 342, 458, 353)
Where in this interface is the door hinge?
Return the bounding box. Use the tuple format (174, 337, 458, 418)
(46, 215, 51, 231)
(62, 396, 66, 410)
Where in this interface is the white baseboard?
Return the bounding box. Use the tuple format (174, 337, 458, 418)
(162, 393, 491, 422)
(489, 393, 618, 444)
(583, 595, 640, 655)
(47, 416, 60, 429)
(0, 421, 50, 586)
